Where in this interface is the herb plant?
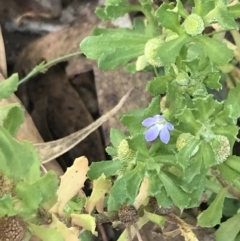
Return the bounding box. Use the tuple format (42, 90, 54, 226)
(1, 0, 240, 241)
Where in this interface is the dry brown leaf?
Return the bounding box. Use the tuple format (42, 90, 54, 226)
(50, 156, 89, 215)
(34, 89, 132, 163)
(169, 213, 198, 241)
(134, 177, 149, 209)
(48, 214, 80, 241)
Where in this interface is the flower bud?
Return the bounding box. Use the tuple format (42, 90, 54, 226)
(214, 135, 230, 164)
(183, 14, 204, 36)
(0, 173, 15, 198)
(118, 204, 139, 226)
(144, 37, 164, 67)
(117, 139, 136, 162)
(176, 133, 198, 156)
(176, 133, 194, 151)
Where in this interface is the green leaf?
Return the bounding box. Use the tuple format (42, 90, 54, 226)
(0, 195, 18, 217)
(204, 1, 238, 29)
(79, 230, 92, 241)
(224, 156, 240, 175)
(155, 34, 189, 65)
(159, 171, 191, 209)
(128, 134, 148, 153)
(176, 107, 201, 134)
(143, 96, 160, 118)
(80, 27, 149, 70)
(192, 95, 222, 122)
(0, 127, 41, 180)
(88, 160, 123, 180)
(15, 182, 42, 215)
(95, 4, 135, 20)
(144, 210, 165, 228)
(196, 36, 234, 66)
(146, 75, 172, 95)
(1, 104, 24, 135)
(105, 146, 117, 156)
(0, 74, 19, 100)
(155, 186, 173, 208)
(110, 128, 126, 148)
(183, 152, 203, 182)
(29, 223, 64, 241)
(204, 72, 221, 90)
(121, 112, 143, 136)
(197, 187, 227, 227)
(155, 3, 183, 34)
(176, 139, 201, 170)
(218, 162, 240, 186)
(215, 212, 240, 241)
(228, 3, 240, 19)
(225, 83, 240, 121)
(108, 163, 145, 210)
(193, 0, 215, 17)
(148, 173, 173, 208)
(32, 171, 58, 205)
(200, 141, 216, 168)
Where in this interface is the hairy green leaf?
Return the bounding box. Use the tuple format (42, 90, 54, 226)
(0, 74, 19, 101)
(88, 160, 123, 180)
(197, 187, 227, 227)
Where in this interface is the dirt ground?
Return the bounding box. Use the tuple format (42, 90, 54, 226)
(0, 1, 217, 240)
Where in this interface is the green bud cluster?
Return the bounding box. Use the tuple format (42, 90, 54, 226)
(144, 37, 164, 67)
(214, 135, 230, 164)
(176, 133, 199, 156)
(176, 133, 194, 151)
(0, 172, 15, 198)
(117, 139, 136, 162)
(183, 14, 204, 36)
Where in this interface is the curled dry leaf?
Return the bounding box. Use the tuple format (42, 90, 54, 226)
(85, 174, 112, 214)
(169, 213, 198, 241)
(48, 214, 80, 241)
(134, 177, 149, 209)
(34, 89, 132, 163)
(50, 156, 89, 215)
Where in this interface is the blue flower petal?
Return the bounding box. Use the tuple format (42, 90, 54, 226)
(166, 122, 174, 131)
(159, 126, 170, 144)
(144, 125, 160, 141)
(142, 115, 161, 127)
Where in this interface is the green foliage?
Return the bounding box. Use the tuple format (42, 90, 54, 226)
(197, 188, 227, 227)
(2, 0, 240, 240)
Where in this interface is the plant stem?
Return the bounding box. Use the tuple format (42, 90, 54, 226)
(18, 51, 82, 85)
(211, 167, 240, 200)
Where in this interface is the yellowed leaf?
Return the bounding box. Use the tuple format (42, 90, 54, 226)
(48, 214, 80, 241)
(95, 197, 105, 214)
(51, 156, 89, 215)
(144, 210, 165, 227)
(134, 177, 149, 209)
(170, 213, 198, 241)
(71, 213, 97, 236)
(85, 174, 111, 214)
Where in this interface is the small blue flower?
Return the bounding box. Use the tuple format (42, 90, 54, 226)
(142, 115, 174, 144)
